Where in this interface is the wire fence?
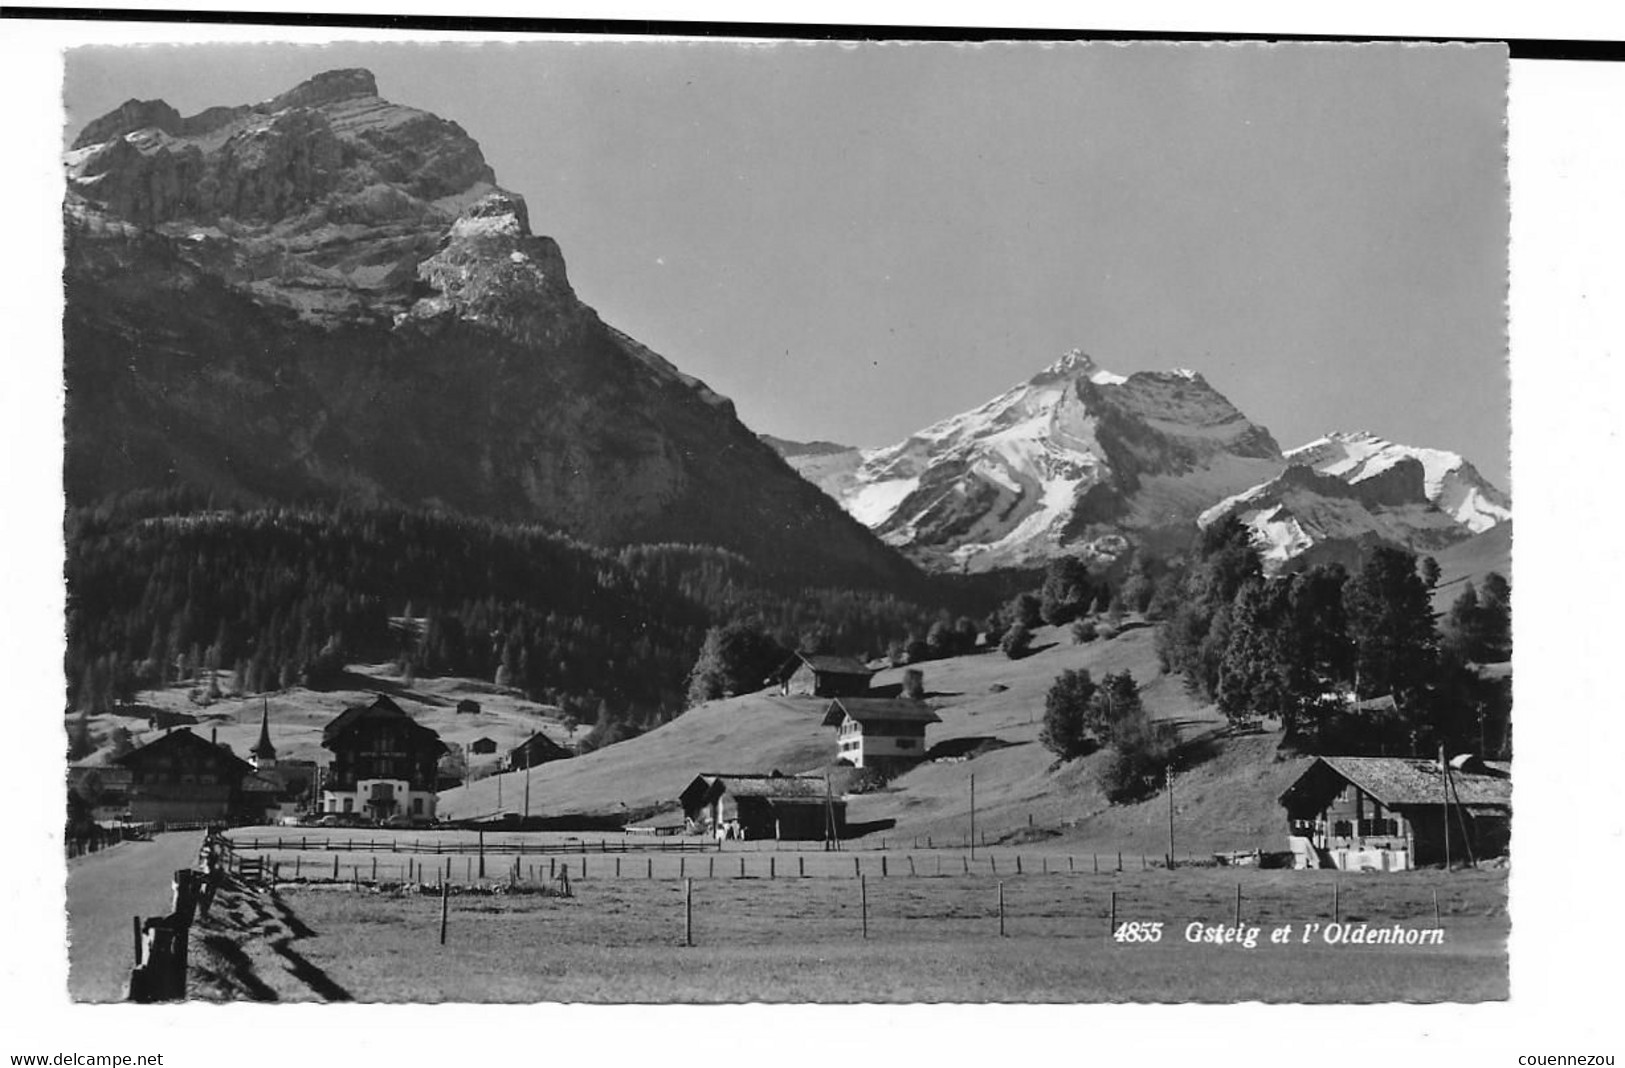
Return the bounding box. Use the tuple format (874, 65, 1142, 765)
(273, 866, 1506, 955)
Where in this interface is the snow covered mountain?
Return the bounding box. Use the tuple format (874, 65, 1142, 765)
(771, 350, 1284, 572)
(1199, 431, 1510, 573)
(1281, 431, 1510, 533)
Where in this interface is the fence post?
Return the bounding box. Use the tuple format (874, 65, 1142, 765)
(581, 856, 586, 880)
(648, 857, 653, 879)
(685, 878, 693, 947)
(478, 831, 485, 879)
(132, 915, 141, 964)
(998, 881, 1006, 937)
(373, 856, 378, 882)
(860, 874, 868, 940)
(1109, 890, 1117, 941)
(1234, 883, 1242, 926)
(881, 855, 887, 878)
(908, 856, 916, 877)
(439, 878, 449, 945)
(770, 856, 776, 879)
(853, 856, 860, 878)
(333, 854, 339, 880)
(1017, 856, 1023, 875)
(741, 856, 746, 879)
(1334, 882, 1340, 924)
(799, 856, 805, 878)
(295, 854, 301, 879)
(1117, 851, 1123, 872)
(962, 856, 969, 875)
(1433, 889, 1441, 928)
(709, 856, 715, 878)
(616, 857, 621, 878)
(680, 857, 686, 879)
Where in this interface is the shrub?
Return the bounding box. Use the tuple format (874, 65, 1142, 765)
(1071, 619, 1098, 644)
(1099, 715, 1181, 804)
(1001, 622, 1033, 659)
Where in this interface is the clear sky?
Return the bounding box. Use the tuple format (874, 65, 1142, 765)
(63, 40, 1510, 489)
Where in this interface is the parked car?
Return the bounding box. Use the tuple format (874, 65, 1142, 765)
(382, 814, 414, 829)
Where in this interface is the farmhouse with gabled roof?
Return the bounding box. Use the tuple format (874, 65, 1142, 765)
(780, 653, 874, 698)
(822, 696, 941, 772)
(678, 771, 843, 841)
(1279, 754, 1510, 871)
(114, 727, 257, 823)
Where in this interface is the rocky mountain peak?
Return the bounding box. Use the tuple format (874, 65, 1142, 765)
(266, 68, 379, 111)
(65, 69, 918, 591)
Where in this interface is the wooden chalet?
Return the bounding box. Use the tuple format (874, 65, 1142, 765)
(456, 699, 481, 715)
(114, 727, 257, 823)
(781, 654, 874, 698)
(822, 697, 941, 772)
(506, 730, 571, 772)
(1279, 754, 1511, 871)
(678, 771, 844, 841)
(469, 736, 499, 755)
(319, 695, 446, 823)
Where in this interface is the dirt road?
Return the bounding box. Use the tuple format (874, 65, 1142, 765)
(65, 831, 204, 1002)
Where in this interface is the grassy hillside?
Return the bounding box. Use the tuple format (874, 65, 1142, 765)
(438, 622, 1307, 855)
(81, 620, 1310, 855)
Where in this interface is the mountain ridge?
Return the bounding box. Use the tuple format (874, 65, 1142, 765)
(63, 69, 920, 591)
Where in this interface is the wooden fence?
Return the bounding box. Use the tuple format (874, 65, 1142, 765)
(228, 835, 717, 856)
(126, 831, 227, 1003)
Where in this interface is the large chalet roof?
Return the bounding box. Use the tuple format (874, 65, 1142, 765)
(321, 694, 445, 754)
(821, 697, 942, 727)
(114, 727, 254, 776)
(1281, 755, 1512, 810)
(795, 654, 874, 677)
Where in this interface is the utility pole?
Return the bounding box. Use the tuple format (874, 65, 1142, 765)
(523, 748, 531, 822)
(1166, 764, 1175, 868)
(969, 772, 976, 861)
(1440, 744, 1451, 871)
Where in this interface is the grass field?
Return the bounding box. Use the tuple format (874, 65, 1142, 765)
(237, 863, 1506, 1003)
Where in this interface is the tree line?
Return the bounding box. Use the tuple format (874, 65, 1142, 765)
(65, 493, 1005, 745)
(1155, 518, 1510, 757)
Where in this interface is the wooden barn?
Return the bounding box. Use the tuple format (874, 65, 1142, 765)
(469, 736, 498, 755)
(456, 699, 481, 715)
(320, 695, 447, 823)
(506, 730, 571, 772)
(781, 654, 874, 698)
(1279, 754, 1511, 871)
(822, 697, 941, 772)
(678, 771, 843, 841)
(114, 727, 257, 823)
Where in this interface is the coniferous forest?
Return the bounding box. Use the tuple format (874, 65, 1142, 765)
(65, 489, 1015, 735)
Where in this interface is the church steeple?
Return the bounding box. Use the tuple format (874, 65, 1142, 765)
(251, 699, 277, 769)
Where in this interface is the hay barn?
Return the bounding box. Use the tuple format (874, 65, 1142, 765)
(678, 771, 843, 841)
(780, 653, 874, 698)
(1279, 754, 1511, 871)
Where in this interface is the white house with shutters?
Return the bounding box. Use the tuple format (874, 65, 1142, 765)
(821, 697, 941, 772)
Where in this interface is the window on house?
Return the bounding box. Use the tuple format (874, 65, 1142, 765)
(342, 798, 354, 813)
(412, 797, 424, 814)
(895, 738, 915, 750)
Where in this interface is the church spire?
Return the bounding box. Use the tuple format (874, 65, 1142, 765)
(251, 698, 277, 768)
